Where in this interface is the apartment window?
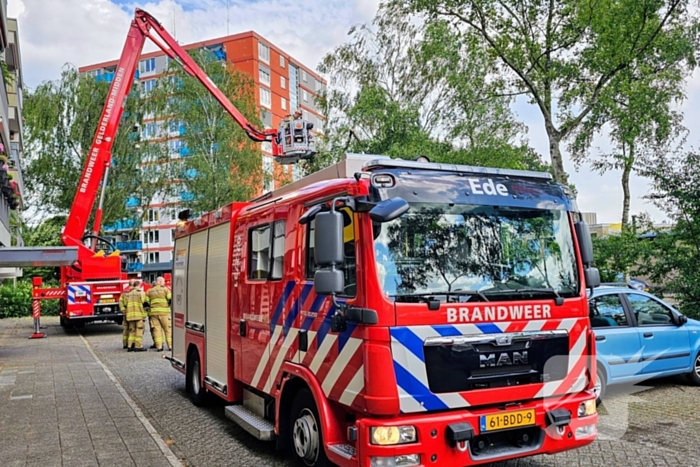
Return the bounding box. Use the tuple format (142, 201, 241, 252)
(142, 122, 156, 139)
(315, 79, 322, 92)
(148, 209, 160, 222)
(271, 221, 286, 280)
(147, 230, 160, 244)
(169, 139, 182, 155)
(259, 66, 271, 86)
(140, 58, 156, 74)
(281, 97, 287, 111)
(258, 41, 270, 64)
(248, 224, 271, 280)
(280, 76, 286, 89)
(170, 209, 177, 221)
(280, 55, 285, 68)
(148, 252, 160, 263)
(263, 155, 274, 192)
(301, 69, 308, 82)
(141, 79, 156, 95)
(302, 90, 309, 102)
(260, 88, 271, 109)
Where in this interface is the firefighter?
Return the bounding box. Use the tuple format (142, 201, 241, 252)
(146, 276, 172, 352)
(119, 280, 134, 349)
(122, 279, 149, 352)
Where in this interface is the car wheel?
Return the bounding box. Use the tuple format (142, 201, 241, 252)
(594, 367, 606, 404)
(687, 351, 700, 386)
(289, 389, 330, 467)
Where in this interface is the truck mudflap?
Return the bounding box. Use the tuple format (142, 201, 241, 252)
(350, 391, 597, 467)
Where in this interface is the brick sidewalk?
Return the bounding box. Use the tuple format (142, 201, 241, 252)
(0, 317, 181, 467)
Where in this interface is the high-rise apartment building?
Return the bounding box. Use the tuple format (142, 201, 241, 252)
(0, 10, 27, 279)
(79, 31, 325, 282)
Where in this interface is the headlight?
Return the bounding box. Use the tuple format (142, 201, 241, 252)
(370, 425, 417, 445)
(578, 400, 597, 417)
(370, 454, 421, 467)
(575, 424, 597, 439)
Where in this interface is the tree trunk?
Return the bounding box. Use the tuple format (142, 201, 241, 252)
(546, 125, 567, 184)
(621, 143, 634, 227)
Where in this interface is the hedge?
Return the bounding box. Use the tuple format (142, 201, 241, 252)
(0, 281, 60, 319)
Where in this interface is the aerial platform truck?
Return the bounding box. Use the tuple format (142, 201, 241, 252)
(31, 9, 315, 328)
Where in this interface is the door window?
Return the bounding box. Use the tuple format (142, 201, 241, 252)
(627, 293, 674, 326)
(590, 294, 628, 328)
(248, 225, 271, 280)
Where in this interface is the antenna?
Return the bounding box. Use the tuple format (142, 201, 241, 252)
(172, 7, 177, 41)
(226, 0, 230, 35)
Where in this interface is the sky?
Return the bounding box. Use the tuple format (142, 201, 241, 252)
(8, 0, 700, 224)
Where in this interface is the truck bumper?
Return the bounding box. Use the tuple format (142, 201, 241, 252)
(352, 391, 597, 467)
(63, 312, 124, 324)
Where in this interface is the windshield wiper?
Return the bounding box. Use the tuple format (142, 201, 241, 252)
(390, 290, 489, 302)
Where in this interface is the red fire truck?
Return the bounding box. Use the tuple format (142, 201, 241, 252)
(171, 153, 602, 466)
(33, 9, 314, 327)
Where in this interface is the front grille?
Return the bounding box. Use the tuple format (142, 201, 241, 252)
(423, 331, 569, 393)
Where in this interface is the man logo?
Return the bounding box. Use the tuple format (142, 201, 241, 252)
(480, 351, 528, 368)
(495, 335, 513, 346)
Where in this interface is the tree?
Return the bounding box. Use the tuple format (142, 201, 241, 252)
(23, 66, 170, 233)
(640, 151, 700, 318)
(569, 24, 695, 226)
(402, 0, 695, 183)
(312, 4, 544, 174)
(18, 216, 66, 282)
(149, 50, 265, 214)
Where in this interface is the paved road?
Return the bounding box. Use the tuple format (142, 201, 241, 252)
(4, 317, 700, 466)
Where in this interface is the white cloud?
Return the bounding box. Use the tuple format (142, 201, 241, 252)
(8, 0, 700, 225)
(9, 0, 380, 87)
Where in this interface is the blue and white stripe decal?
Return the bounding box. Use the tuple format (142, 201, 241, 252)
(67, 285, 92, 305)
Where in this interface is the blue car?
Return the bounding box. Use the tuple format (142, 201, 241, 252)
(589, 286, 700, 401)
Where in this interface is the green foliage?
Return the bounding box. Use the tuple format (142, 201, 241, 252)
(20, 216, 66, 281)
(23, 65, 170, 233)
(310, 5, 543, 175)
(640, 151, 700, 319)
(592, 227, 651, 283)
(401, 0, 698, 183)
(149, 50, 264, 214)
(0, 281, 60, 319)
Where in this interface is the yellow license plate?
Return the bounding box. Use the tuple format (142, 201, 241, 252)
(480, 409, 535, 432)
(100, 298, 116, 304)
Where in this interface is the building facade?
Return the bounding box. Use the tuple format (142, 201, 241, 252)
(79, 31, 325, 282)
(0, 11, 26, 279)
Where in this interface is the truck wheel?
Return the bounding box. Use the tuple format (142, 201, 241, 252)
(60, 316, 66, 327)
(187, 351, 207, 407)
(594, 366, 606, 404)
(687, 351, 700, 386)
(114, 317, 123, 326)
(289, 389, 329, 467)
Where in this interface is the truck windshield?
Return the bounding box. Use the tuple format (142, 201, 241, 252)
(373, 203, 579, 301)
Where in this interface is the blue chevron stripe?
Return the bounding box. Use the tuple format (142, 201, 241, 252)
(269, 281, 296, 334)
(393, 360, 448, 411)
(283, 284, 313, 337)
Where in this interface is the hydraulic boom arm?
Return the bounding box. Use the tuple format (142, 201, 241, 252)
(62, 8, 296, 260)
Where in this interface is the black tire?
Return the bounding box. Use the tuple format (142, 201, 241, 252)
(594, 366, 607, 405)
(289, 389, 330, 467)
(59, 316, 66, 327)
(187, 351, 207, 407)
(114, 317, 123, 326)
(73, 321, 85, 329)
(686, 351, 700, 386)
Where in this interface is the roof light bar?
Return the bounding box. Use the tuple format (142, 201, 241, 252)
(360, 157, 553, 181)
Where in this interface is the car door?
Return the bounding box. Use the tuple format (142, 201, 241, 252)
(623, 292, 691, 374)
(590, 293, 643, 379)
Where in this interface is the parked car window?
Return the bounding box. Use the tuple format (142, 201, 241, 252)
(627, 293, 674, 325)
(590, 294, 628, 328)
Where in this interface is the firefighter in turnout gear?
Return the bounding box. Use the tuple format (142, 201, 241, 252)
(120, 280, 134, 349)
(119, 279, 149, 352)
(146, 276, 172, 352)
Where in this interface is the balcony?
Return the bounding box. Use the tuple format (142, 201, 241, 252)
(126, 262, 143, 272)
(116, 240, 142, 252)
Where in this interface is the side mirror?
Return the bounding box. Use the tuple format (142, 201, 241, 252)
(676, 314, 688, 326)
(584, 267, 601, 289)
(314, 210, 344, 267)
(314, 269, 345, 296)
(369, 197, 409, 223)
(299, 205, 322, 225)
(574, 221, 594, 267)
